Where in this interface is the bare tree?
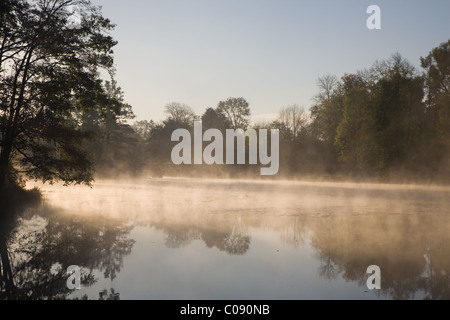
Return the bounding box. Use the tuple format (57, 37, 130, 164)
(276, 105, 308, 141)
(316, 74, 338, 101)
(164, 102, 197, 125)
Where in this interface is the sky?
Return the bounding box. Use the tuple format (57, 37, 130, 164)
(91, 0, 450, 123)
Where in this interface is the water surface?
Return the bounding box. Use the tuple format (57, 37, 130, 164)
(2, 178, 450, 300)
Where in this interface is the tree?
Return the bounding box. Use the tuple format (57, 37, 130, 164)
(217, 97, 251, 130)
(334, 54, 425, 174)
(0, 0, 118, 191)
(132, 120, 156, 140)
(368, 55, 425, 172)
(334, 73, 372, 171)
(421, 39, 450, 152)
(164, 102, 196, 126)
(273, 104, 308, 142)
(316, 74, 338, 101)
(79, 79, 141, 176)
(421, 40, 450, 111)
(201, 107, 230, 130)
(310, 75, 344, 145)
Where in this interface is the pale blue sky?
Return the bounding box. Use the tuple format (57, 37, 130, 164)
(91, 0, 450, 123)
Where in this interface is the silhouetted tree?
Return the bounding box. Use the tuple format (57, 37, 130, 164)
(0, 0, 119, 193)
(421, 39, 450, 177)
(79, 80, 142, 176)
(201, 107, 230, 130)
(217, 97, 251, 130)
(132, 120, 156, 141)
(164, 102, 197, 126)
(273, 105, 308, 142)
(310, 76, 344, 146)
(316, 74, 338, 101)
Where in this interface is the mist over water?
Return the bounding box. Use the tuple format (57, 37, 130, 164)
(6, 178, 447, 300)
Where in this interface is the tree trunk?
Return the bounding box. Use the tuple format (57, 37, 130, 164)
(0, 238, 15, 297)
(0, 145, 11, 192)
(0, 45, 34, 194)
(0, 160, 8, 193)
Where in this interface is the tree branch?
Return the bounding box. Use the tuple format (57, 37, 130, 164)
(14, 146, 61, 180)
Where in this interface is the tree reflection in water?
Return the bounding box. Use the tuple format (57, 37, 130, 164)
(306, 212, 450, 299)
(0, 197, 134, 300)
(153, 216, 250, 255)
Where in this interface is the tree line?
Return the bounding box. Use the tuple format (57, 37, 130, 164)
(1, 1, 449, 195)
(309, 50, 450, 181)
(132, 44, 450, 182)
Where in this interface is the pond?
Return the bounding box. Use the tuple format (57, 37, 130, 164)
(1, 178, 449, 300)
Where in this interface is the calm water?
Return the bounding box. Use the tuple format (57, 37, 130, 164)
(2, 178, 450, 300)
